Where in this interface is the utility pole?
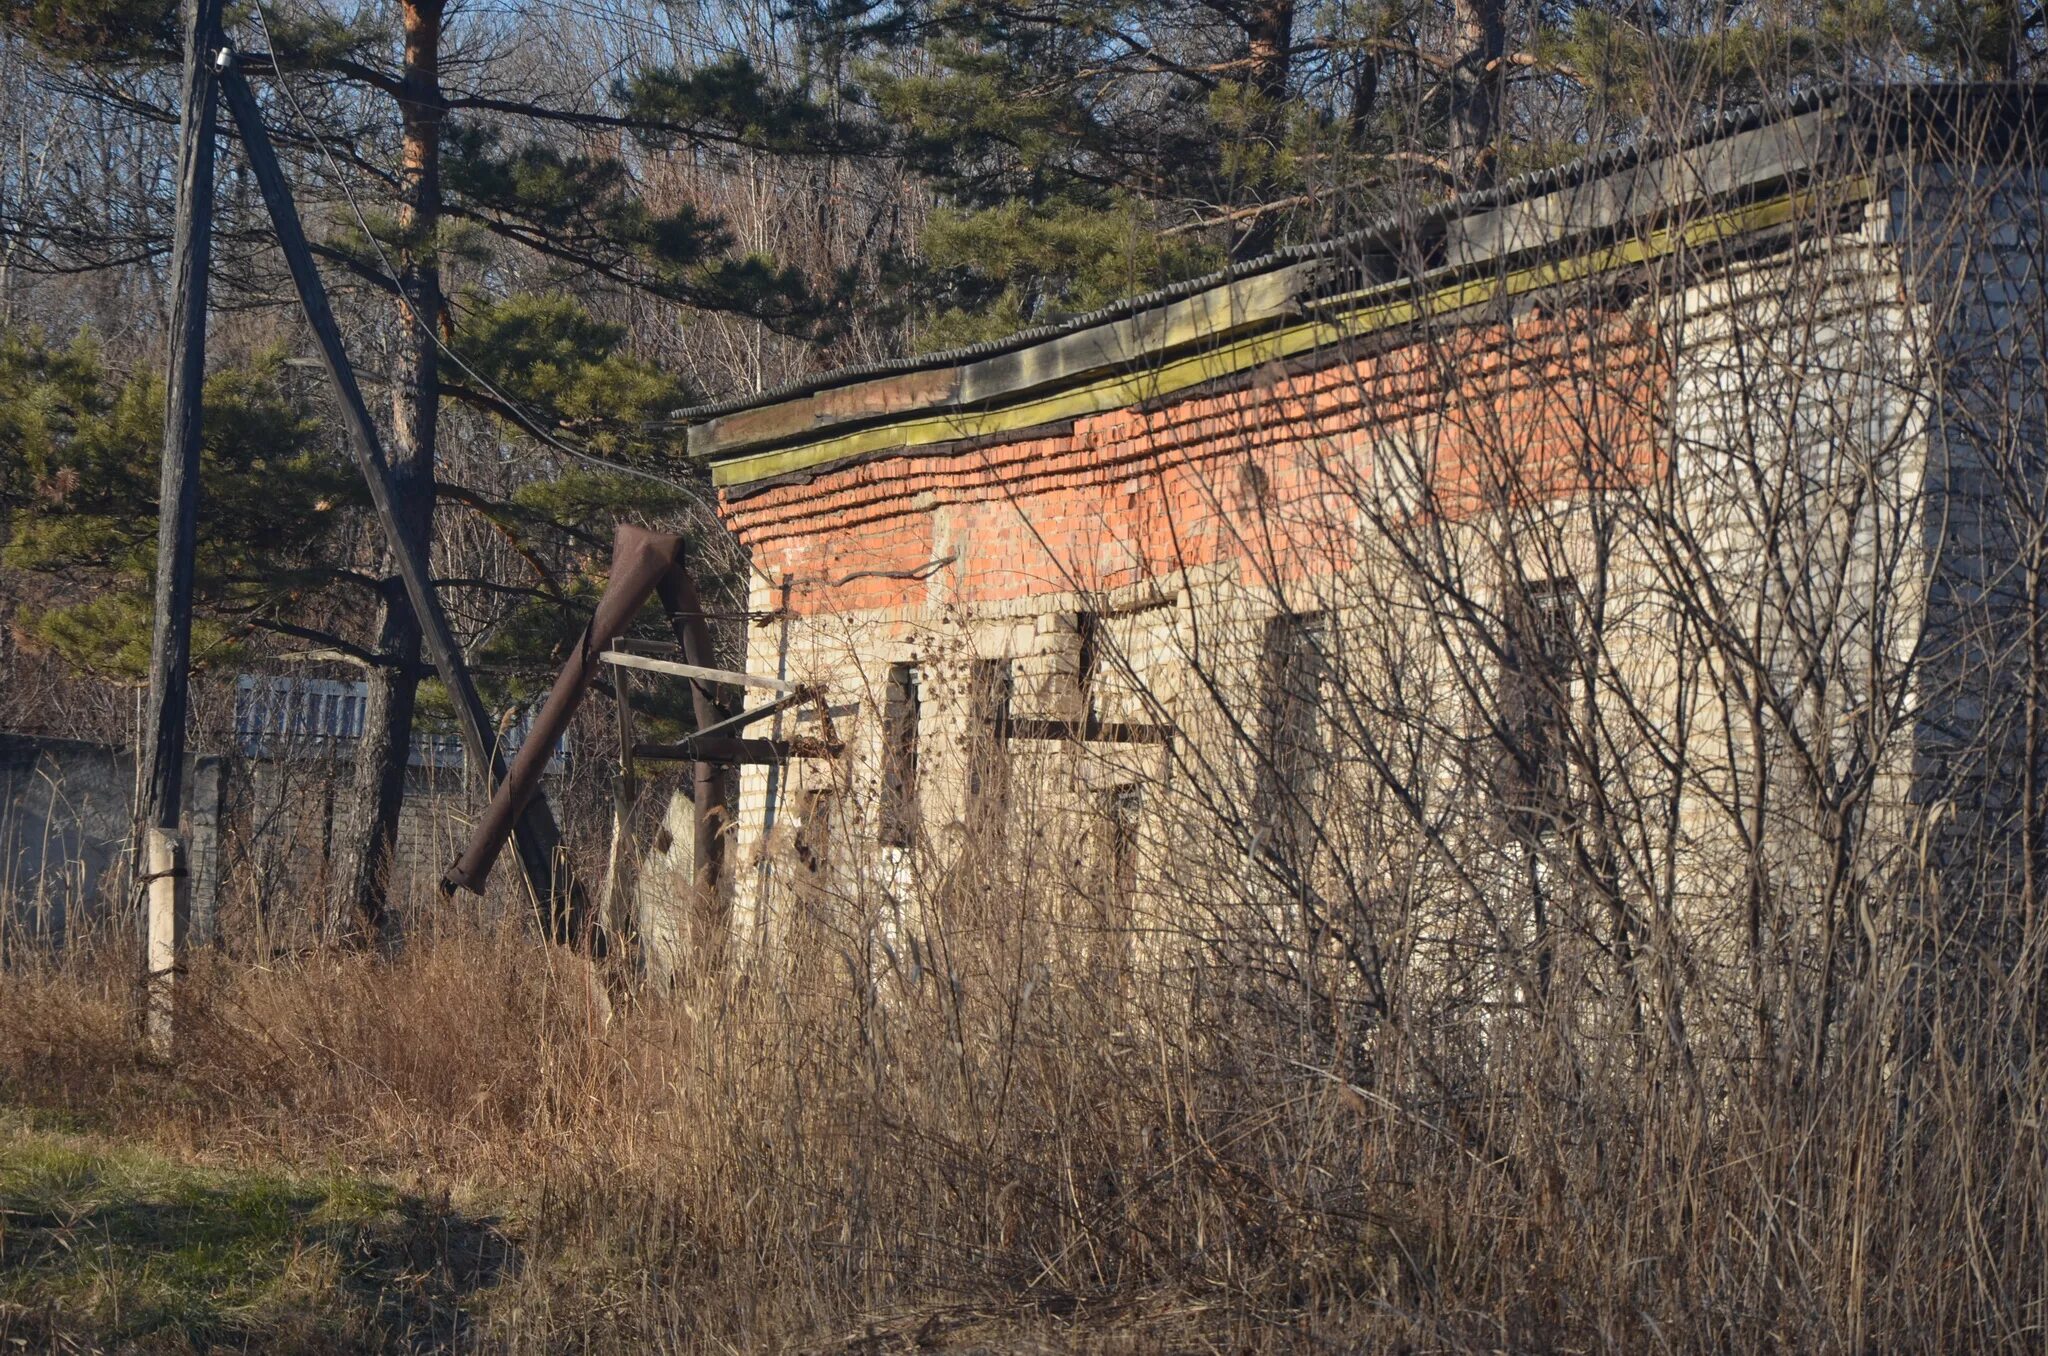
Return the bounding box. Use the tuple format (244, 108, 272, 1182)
(138, 0, 225, 1054)
(217, 55, 584, 937)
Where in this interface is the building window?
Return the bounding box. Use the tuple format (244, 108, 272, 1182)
(879, 662, 921, 848)
(1497, 578, 1580, 829)
(1257, 610, 1331, 846)
(968, 658, 1013, 822)
(1097, 783, 1141, 903)
(1076, 610, 1104, 710)
(1073, 602, 1172, 726)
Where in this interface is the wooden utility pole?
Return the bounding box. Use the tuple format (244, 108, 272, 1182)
(138, 0, 224, 1053)
(217, 56, 582, 932)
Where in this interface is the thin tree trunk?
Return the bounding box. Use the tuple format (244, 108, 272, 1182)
(337, 583, 419, 942)
(1233, 0, 1296, 259)
(1449, 0, 1504, 186)
(335, 0, 445, 945)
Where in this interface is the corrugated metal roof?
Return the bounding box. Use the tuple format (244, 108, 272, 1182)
(669, 82, 1855, 429)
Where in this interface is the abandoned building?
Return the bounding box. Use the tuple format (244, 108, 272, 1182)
(655, 85, 2048, 975)
(12, 84, 2048, 997)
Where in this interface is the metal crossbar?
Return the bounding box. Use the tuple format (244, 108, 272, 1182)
(598, 649, 796, 693)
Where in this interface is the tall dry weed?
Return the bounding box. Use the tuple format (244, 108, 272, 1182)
(5, 850, 2042, 1352)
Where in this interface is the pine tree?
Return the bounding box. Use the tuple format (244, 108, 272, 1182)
(826, 0, 2041, 346)
(1, 0, 855, 935)
(828, 0, 1556, 345)
(0, 330, 356, 676)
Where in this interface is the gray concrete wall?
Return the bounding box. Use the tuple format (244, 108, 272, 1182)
(0, 733, 224, 951)
(0, 731, 496, 954)
(238, 755, 477, 911)
(1903, 166, 2048, 942)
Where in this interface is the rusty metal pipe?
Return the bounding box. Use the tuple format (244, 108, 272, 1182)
(444, 524, 687, 908)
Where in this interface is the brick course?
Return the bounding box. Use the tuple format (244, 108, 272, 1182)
(720, 310, 1665, 616)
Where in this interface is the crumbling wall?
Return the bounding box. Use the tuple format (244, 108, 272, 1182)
(706, 184, 2021, 1005)
(712, 296, 1669, 945)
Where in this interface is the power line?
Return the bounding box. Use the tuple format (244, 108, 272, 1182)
(479, 0, 919, 216)
(245, 0, 916, 329)
(510, 0, 838, 85)
(245, 0, 719, 498)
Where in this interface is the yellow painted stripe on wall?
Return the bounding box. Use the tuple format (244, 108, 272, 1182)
(712, 186, 1847, 489)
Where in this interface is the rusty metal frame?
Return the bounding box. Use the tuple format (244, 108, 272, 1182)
(444, 525, 733, 936)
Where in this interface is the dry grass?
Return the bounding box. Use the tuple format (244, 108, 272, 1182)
(2, 868, 2046, 1353)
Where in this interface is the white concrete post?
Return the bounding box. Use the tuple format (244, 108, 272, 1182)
(144, 826, 187, 1053)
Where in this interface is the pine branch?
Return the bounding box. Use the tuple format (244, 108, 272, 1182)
(238, 616, 387, 668)
(443, 93, 877, 158)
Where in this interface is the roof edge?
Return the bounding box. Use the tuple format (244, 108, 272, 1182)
(679, 82, 2048, 482)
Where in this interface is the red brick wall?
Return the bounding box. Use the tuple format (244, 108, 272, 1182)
(721, 308, 1665, 616)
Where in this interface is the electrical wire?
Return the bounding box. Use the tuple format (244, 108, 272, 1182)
(507, 0, 830, 84)
(243, 0, 720, 498)
(476, 0, 915, 214)
(475, 0, 926, 219)
(264, 0, 911, 214)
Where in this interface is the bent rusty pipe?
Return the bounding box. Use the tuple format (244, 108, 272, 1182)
(443, 524, 687, 909)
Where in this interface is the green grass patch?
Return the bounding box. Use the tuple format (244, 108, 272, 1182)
(0, 1116, 514, 1353)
